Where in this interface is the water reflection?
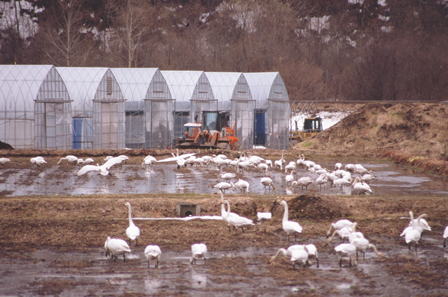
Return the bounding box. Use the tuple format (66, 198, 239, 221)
(3, 160, 448, 197)
(144, 277, 161, 294)
(191, 268, 207, 289)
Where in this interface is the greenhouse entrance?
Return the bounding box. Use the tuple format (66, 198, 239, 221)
(254, 110, 266, 145)
(35, 101, 72, 150)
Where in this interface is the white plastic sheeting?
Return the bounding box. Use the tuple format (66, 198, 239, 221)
(56, 67, 126, 149)
(206, 72, 254, 150)
(244, 72, 290, 149)
(162, 71, 214, 139)
(0, 65, 72, 149)
(111, 68, 173, 149)
(1, 66, 290, 150)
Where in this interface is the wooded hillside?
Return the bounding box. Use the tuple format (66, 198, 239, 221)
(1, 0, 447, 102)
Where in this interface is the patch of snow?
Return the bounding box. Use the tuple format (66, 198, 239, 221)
(257, 212, 271, 220)
(379, 15, 390, 21)
(131, 215, 223, 221)
(290, 110, 352, 131)
(378, 0, 387, 7)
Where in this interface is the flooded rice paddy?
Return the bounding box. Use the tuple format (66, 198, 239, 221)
(1, 235, 447, 296)
(1, 156, 448, 296)
(1, 157, 448, 197)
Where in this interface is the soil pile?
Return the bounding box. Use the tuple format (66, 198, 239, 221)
(270, 195, 350, 220)
(294, 102, 448, 159)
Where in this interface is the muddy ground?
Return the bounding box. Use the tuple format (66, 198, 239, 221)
(1, 152, 448, 296)
(2, 102, 448, 296)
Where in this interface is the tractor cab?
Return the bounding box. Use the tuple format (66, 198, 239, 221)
(303, 117, 323, 133)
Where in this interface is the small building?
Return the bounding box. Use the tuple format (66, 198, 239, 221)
(0, 65, 72, 149)
(56, 67, 126, 149)
(110, 68, 173, 149)
(161, 71, 215, 143)
(206, 72, 254, 150)
(243, 72, 290, 149)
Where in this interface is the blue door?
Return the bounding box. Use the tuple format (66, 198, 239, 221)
(254, 112, 265, 145)
(72, 118, 83, 149)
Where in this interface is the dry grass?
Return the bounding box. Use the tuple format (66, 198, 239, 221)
(1, 193, 447, 254)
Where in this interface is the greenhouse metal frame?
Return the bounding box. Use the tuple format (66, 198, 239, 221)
(244, 72, 290, 149)
(161, 71, 215, 143)
(56, 67, 126, 149)
(0, 65, 72, 149)
(111, 68, 173, 149)
(1, 66, 290, 150)
(206, 72, 255, 150)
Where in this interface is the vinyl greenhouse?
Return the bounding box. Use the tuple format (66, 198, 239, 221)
(0, 65, 290, 150)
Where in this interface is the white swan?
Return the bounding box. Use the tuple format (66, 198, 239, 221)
(347, 222, 365, 243)
(400, 211, 431, 236)
(218, 190, 243, 231)
(404, 211, 427, 250)
(285, 170, 295, 186)
(258, 163, 269, 174)
(333, 178, 352, 190)
(77, 157, 124, 176)
(157, 148, 196, 168)
(285, 161, 296, 173)
(105, 236, 131, 261)
(142, 155, 157, 166)
(84, 157, 94, 164)
(407, 211, 431, 232)
(30, 156, 46, 166)
(327, 219, 354, 236)
(270, 246, 310, 269)
(315, 174, 328, 190)
(326, 225, 354, 244)
(350, 237, 385, 260)
(0, 157, 11, 165)
(213, 181, 235, 193)
(234, 179, 250, 193)
(144, 245, 162, 268)
(274, 150, 284, 170)
(280, 200, 302, 242)
(335, 243, 357, 267)
(125, 202, 140, 245)
(57, 155, 78, 165)
(222, 200, 254, 232)
(291, 177, 313, 191)
(219, 172, 236, 182)
(261, 177, 277, 191)
(352, 177, 372, 194)
(443, 226, 448, 248)
(190, 243, 207, 264)
(287, 244, 319, 267)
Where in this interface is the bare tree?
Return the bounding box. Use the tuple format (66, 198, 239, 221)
(39, 0, 95, 66)
(107, 0, 155, 67)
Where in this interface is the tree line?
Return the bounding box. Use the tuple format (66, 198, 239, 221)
(1, 0, 447, 102)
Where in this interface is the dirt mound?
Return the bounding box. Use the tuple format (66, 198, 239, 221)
(294, 102, 448, 159)
(271, 195, 351, 220)
(0, 141, 13, 150)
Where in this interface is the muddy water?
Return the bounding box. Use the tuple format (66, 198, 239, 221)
(1, 159, 448, 197)
(1, 234, 446, 296)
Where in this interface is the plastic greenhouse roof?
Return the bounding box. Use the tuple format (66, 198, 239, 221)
(205, 72, 245, 102)
(161, 70, 206, 104)
(56, 67, 110, 115)
(0, 65, 53, 113)
(110, 68, 158, 101)
(243, 72, 281, 108)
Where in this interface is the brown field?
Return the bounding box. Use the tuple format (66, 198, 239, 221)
(1, 102, 448, 295)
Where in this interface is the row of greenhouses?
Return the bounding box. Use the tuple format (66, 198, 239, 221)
(0, 65, 290, 150)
